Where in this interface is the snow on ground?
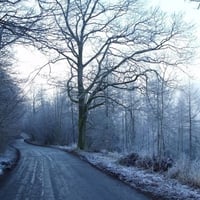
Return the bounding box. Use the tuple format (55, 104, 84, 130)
(55, 145, 200, 200)
(0, 147, 18, 176)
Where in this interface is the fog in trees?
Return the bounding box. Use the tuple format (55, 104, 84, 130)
(23, 87, 78, 145)
(1, 0, 200, 171)
(0, 0, 45, 151)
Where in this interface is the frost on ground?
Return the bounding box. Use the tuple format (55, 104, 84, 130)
(80, 152, 200, 200)
(0, 147, 18, 176)
(55, 145, 200, 200)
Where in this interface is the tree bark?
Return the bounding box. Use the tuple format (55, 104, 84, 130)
(78, 100, 88, 149)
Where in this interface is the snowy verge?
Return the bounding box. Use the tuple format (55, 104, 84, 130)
(0, 147, 19, 176)
(54, 145, 200, 200)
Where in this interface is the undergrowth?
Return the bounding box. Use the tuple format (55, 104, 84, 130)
(167, 156, 200, 188)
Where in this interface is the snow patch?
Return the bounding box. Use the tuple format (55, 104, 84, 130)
(51, 143, 77, 152)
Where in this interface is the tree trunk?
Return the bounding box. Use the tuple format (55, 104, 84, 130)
(77, 40, 86, 149)
(77, 100, 88, 149)
(71, 101, 76, 143)
(188, 88, 192, 160)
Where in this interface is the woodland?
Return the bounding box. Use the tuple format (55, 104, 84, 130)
(1, 1, 200, 185)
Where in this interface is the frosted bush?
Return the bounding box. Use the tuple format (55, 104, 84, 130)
(168, 155, 200, 187)
(188, 160, 200, 186)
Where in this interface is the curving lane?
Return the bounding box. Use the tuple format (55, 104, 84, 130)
(0, 140, 152, 200)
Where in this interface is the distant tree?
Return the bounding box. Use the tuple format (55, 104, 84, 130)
(117, 89, 141, 152)
(145, 66, 177, 158)
(178, 82, 200, 160)
(23, 87, 77, 145)
(175, 97, 187, 157)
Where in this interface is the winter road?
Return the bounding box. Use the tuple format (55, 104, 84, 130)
(0, 140, 151, 200)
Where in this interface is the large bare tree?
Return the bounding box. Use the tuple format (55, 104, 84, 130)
(37, 0, 193, 149)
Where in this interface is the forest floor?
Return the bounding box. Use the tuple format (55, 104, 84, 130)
(54, 145, 200, 200)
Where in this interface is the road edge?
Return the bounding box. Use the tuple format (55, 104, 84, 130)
(0, 145, 20, 186)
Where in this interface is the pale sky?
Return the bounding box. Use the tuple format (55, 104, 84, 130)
(150, 0, 198, 11)
(151, 0, 200, 83)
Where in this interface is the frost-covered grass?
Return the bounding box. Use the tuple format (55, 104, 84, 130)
(54, 145, 200, 200)
(168, 156, 200, 188)
(0, 147, 18, 176)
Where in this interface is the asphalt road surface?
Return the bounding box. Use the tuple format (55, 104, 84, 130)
(0, 140, 152, 200)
